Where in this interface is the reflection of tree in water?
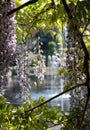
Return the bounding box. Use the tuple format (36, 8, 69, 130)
(4, 79, 24, 107)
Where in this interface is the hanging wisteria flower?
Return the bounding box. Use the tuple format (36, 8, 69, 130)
(0, 0, 16, 90)
(34, 54, 46, 84)
(16, 37, 46, 94)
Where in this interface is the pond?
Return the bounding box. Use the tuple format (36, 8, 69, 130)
(3, 55, 70, 112)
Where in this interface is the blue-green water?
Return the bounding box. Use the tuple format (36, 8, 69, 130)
(3, 55, 70, 112)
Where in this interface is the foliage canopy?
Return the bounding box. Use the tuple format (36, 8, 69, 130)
(0, 0, 90, 129)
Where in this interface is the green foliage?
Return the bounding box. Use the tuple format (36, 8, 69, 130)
(15, 0, 90, 43)
(58, 68, 68, 76)
(15, 0, 22, 7)
(7, 0, 90, 129)
(63, 83, 70, 91)
(0, 96, 68, 130)
(15, 0, 68, 42)
(48, 41, 56, 56)
(61, 107, 84, 130)
(84, 34, 90, 54)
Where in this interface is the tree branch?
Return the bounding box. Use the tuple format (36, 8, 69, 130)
(7, 0, 38, 16)
(18, 3, 54, 27)
(61, 0, 89, 59)
(82, 18, 90, 35)
(83, 35, 90, 36)
(61, 0, 90, 126)
(61, 0, 72, 19)
(25, 83, 85, 113)
(81, 89, 90, 125)
(33, 3, 53, 19)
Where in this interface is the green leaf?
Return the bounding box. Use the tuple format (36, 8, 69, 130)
(58, 68, 68, 76)
(63, 83, 70, 91)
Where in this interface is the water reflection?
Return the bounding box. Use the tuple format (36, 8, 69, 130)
(30, 73, 70, 112)
(3, 55, 70, 112)
(4, 81, 24, 107)
(30, 87, 70, 112)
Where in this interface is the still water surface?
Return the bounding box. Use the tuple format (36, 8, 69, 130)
(4, 56, 70, 112)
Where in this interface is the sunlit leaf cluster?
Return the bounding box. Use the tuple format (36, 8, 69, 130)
(0, 96, 67, 130)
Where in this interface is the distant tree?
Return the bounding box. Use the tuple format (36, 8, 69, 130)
(48, 41, 56, 56)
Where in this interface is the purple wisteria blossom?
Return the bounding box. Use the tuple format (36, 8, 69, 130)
(16, 40, 46, 94)
(0, 0, 16, 90)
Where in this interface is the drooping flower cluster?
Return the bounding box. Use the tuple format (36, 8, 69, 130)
(55, 48, 66, 69)
(66, 23, 90, 128)
(66, 29, 86, 108)
(0, 0, 16, 90)
(16, 38, 46, 93)
(34, 53, 46, 84)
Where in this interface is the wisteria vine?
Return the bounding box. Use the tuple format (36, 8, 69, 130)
(0, 0, 16, 93)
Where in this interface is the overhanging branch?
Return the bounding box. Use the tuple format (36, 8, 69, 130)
(61, 0, 90, 126)
(82, 18, 90, 35)
(25, 83, 85, 113)
(7, 0, 38, 16)
(61, 0, 89, 59)
(61, 0, 72, 19)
